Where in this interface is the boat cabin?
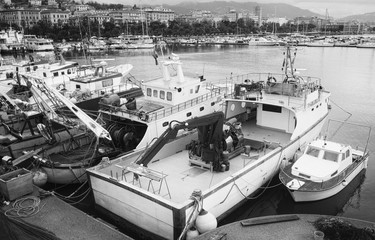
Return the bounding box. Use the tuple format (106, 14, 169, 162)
(143, 59, 205, 107)
(291, 139, 353, 182)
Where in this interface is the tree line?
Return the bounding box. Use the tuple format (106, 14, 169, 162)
(0, 17, 318, 42)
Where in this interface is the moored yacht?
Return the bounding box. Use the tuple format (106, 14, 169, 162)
(86, 46, 331, 239)
(23, 35, 54, 51)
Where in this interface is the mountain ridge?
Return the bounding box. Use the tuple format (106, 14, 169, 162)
(160, 1, 323, 19)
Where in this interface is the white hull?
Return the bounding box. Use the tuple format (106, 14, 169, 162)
(289, 158, 368, 202)
(88, 114, 327, 239)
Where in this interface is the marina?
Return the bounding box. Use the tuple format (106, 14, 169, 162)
(0, 42, 375, 239)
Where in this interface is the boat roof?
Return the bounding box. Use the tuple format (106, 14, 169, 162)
(308, 139, 347, 153)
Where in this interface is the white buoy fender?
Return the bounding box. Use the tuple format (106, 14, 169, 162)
(186, 227, 200, 240)
(195, 209, 217, 234)
(32, 168, 48, 187)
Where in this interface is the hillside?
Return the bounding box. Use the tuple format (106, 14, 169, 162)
(162, 1, 323, 19)
(339, 12, 375, 22)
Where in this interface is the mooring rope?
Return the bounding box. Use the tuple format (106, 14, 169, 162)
(329, 99, 352, 138)
(4, 196, 45, 218)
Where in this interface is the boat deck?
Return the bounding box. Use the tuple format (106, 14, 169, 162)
(110, 121, 292, 203)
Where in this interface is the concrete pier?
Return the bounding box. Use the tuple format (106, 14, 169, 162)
(1, 187, 132, 240)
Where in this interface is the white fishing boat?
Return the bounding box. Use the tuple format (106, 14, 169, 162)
(96, 53, 224, 153)
(0, 27, 25, 53)
(279, 121, 371, 202)
(19, 55, 141, 113)
(86, 46, 331, 239)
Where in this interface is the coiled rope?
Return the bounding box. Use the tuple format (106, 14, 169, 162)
(4, 196, 45, 218)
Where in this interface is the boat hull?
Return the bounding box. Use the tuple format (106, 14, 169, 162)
(288, 157, 368, 202)
(41, 164, 88, 184)
(87, 112, 328, 239)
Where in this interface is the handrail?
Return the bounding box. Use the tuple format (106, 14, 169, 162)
(99, 82, 223, 122)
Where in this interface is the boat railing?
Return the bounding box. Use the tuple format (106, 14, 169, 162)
(148, 90, 222, 122)
(225, 73, 322, 110)
(100, 82, 223, 122)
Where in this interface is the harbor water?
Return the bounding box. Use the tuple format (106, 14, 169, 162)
(59, 45, 375, 235)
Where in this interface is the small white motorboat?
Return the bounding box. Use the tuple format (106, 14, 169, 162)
(279, 136, 370, 202)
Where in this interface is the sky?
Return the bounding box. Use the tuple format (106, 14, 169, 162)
(103, 0, 375, 18)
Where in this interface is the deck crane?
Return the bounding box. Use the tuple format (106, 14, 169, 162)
(19, 73, 112, 141)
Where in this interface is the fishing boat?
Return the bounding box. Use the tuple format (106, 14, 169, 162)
(279, 121, 371, 202)
(14, 77, 117, 185)
(96, 53, 224, 153)
(0, 81, 83, 161)
(86, 46, 331, 239)
(0, 27, 25, 54)
(17, 54, 142, 114)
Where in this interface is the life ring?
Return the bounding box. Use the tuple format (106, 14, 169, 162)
(56, 84, 65, 91)
(267, 76, 277, 87)
(138, 110, 148, 121)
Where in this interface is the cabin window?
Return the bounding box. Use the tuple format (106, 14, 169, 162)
(146, 88, 152, 97)
(195, 85, 200, 93)
(61, 71, 65, 75)
(160, 91, 165, 100)
(26, 67, 30, 72)
(262, 104, 282, 113)
(346, 150, 350, 158)
(306, 146, 320, 158)
(43, 72, 47, 77)
(67, 69, 72, 74)
(162, 122, 168, 127)
(153, 90, 158, 97)
(186, 112, 192, 117)
(33, 66, 38, 71)
(200, 107, 204, 111)
(167, 92, 172, 101)
(76, 84, 81, 89)
(323, 151, 339, 162)
(211, 102, 215, 106)
(53, 72, 58, 77)
(102, 79, 113, 87)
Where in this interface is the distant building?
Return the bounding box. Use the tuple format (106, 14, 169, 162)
(223, 9, 237, 22)
(191, 10, 212, 22)
(144, 6, 174, 24)
(0, 9, 41, 27)
(41, 9, 71, 25)
(47, 0, 58, 8)
(255, 6, 262, 26)
(70, 4, 91, 12)
(108, 9, 145, 24)
(29, 0, 42, 6)
(266, 17, 288, 26)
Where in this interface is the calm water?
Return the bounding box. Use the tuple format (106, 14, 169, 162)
(61, 45, 375, 227)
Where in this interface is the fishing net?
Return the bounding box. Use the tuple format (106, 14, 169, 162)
(314, 217, 375, 240)
(0, 210, 61, 240)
